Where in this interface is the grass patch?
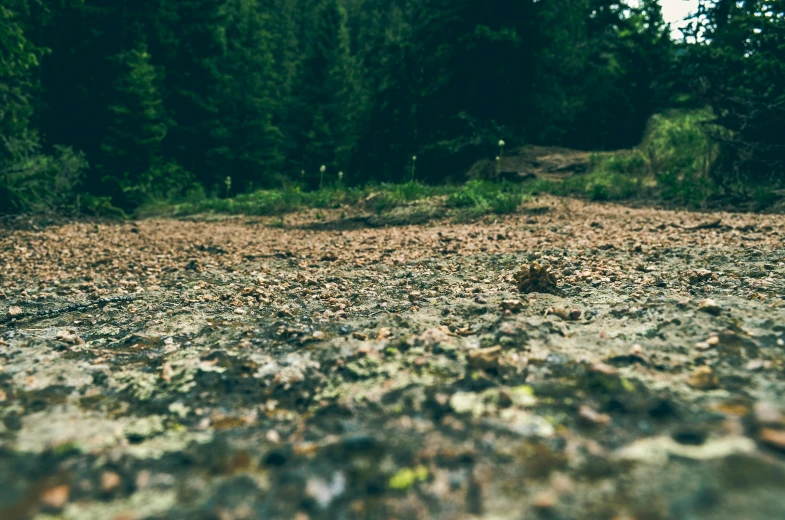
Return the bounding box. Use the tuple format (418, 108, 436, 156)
(446, 180, 526, 214)
(136, 110, 782, 220)
(525, 109, 730, 207)
(138, 181, 454, 219)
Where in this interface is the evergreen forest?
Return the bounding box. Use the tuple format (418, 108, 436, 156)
(1, 0, 784, 214)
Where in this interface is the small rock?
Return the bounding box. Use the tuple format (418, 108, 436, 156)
(306, 472, 347, 509)
(352, 331, 368, 340)
(754, 402, 784, 427)
(160, 362, 173, 382)
(124, 415, 165, 443)
(266, 429, 281, 444)
(533, 490, 558, 509)
(7, 306, 23, 317)
(579, 405, 611, 425)
(101, 471, 121, 492)
(312, 330, 326, 341)
(688, 366, 719, 390)
(500, 299, 525, 313)
(629, 344, 644, 356)
(590, 361, 617, 376)
(546, 307, 582, 321)
(686, 269, 715, 284)
(40, 485, 69, 509)
(698, 299, 722, 316)
(55, 330, 85, 345)
(746, 359, 764, 371)
(467, 346, 503, 371)
(408, 291, 422, 301)
(450, 392, 483, 415)
(759, 428, 785, 451)
(377, 327, 392, 339)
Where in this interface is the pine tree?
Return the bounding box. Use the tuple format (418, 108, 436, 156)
(0, 1, 43, 155)
(218, 0, 284, 191)
(352, 0, 422, 182)
(0, 0, 42, 207)
(101, 41, 169, 204)
(289, 0, 360, 187)
(162, 0, 228, 189)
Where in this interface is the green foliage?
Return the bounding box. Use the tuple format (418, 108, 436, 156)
(162, 0, 229, 188)
(288, 0, 360, 187)
(1, 133, 88, 214)
(641, 110, 718, 205)
(682, 0, 785, 186)
(527, 110, 722, 206)
(0, 1, 45, 168)
(101, 41, 171, 208)
(217, 0, 284, 190)
(3, 0, 783, 215)
(446, 180, 523, 214)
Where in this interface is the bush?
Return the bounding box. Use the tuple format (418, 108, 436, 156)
(1, 132, 88, 214)
(642, 110, 718, 206)
(446, 180, 523, 214)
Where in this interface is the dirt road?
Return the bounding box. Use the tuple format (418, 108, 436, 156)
(2, 197, 785, 519)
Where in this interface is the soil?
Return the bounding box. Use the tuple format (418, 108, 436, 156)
(2, 196, 785, 520)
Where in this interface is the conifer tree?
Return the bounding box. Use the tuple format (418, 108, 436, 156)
(218, 0, 284, 190)
(1, 0, 42, 206)
(101, 41, 169, 204)
(0, 1, 40, 156)
(289, 0, 360, 187)
(163, 0, 227, 189)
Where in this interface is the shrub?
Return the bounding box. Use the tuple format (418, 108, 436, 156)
(1, 133, 88, 214)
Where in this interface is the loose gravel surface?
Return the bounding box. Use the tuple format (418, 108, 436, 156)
(2, 196, 785, 520)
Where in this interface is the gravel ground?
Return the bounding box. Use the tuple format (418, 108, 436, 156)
(2, 196, 785, 520)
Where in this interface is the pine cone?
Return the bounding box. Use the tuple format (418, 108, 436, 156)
(513, 261, 560, 294)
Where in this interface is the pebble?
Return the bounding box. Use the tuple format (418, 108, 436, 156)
(590, 361, 617, 376)
(7, 306, 23, 317)
(579, 405, 611, 425)
(101, 471, 121, 492)
(688, 366, 719, 390)
(754, 402, 784, 426)
(698, 299, 722, 316)
(548, 306, 580, 321)
(55, 330, 85, 345)
(40, 485, 69, 509)
(746, 359, 764, 371)
(533, 490, 557, 509)
(759, 428, 785, 451)
(468, 346, 503, 370)
(500, 299, 525, 313)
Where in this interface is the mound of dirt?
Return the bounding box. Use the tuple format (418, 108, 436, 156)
(470, 145, 625, 182)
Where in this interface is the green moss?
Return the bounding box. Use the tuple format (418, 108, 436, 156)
(389, 465, 429, 490)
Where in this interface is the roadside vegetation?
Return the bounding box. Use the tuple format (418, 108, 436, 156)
(133, 109, 782, 222)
